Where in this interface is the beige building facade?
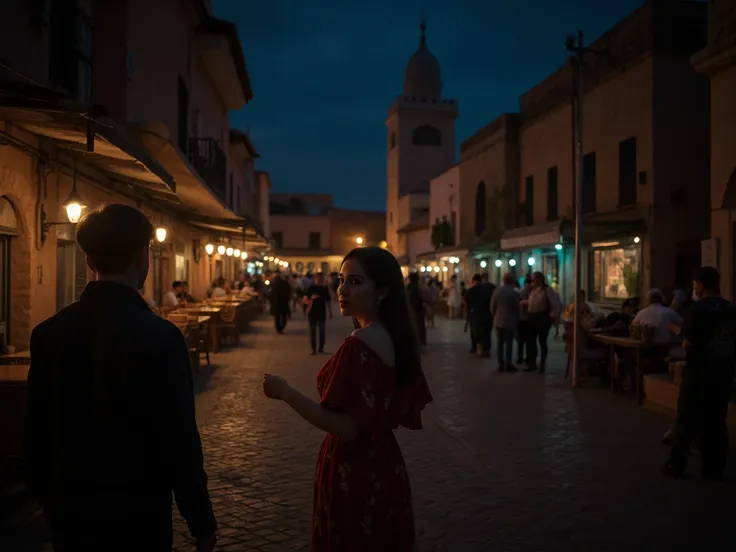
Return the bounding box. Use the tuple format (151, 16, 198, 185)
(693, 0, 736, 299)
(504, 0, 710, 303)
(0, 0, 268, 350)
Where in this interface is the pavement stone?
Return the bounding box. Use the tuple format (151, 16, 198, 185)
(4, 311, 736, 551)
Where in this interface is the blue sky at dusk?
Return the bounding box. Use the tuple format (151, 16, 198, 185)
(214, 0, 647, 212)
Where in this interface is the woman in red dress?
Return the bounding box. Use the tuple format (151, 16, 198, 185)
(263, 246, 433, 551)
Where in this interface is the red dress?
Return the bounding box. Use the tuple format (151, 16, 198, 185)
(313, 336, 433, 551)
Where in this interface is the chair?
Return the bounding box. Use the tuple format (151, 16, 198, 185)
(564, 322, 608, 379)
(167, 313, 189, 324)
(217, 305, 239, 346)
(184, 321, 209, 372)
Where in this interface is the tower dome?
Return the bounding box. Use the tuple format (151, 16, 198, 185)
(403, 21, 442, 99)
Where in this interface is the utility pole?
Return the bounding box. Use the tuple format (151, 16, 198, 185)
(567, 30, 584, 388)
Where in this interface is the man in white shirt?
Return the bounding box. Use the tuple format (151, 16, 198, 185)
(631, 288, 682, 342)
(162, 281, 184, 308)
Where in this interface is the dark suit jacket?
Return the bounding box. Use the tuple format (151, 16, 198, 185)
(25, 281, 216, 549)
(269, 276, 292, 315)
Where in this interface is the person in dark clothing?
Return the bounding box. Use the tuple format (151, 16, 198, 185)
(516, 277, 532, 364)
(466, 274, 492, 357)
(305, 272, 333, 354)
(270, 272, 292, 333)
(407, 273, 428, 346)
(664, 266, 736, 480)
(24, 204, 216, 552)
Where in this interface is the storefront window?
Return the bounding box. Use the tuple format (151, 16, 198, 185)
(542, 254, 559, 292)
(593, 246, 639, 301)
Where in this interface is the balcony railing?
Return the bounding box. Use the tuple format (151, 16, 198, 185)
(187, 138, 227, 200)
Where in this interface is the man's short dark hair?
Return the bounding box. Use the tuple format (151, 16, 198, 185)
(172, 280, 183, 289)
(76, 204, 153, 275)
(695, 266, 720, 292)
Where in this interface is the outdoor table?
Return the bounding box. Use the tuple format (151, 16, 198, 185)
(591, 334, 681, 405)
(0, 351, 31, 366)
(177, 307, 222, 352)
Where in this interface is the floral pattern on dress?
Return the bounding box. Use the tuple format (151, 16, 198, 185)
(312, 336, 433, 552)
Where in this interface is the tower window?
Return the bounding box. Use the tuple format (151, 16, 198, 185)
(412, 125, 441, 146)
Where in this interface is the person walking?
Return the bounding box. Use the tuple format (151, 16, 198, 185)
(491, 272, 521, 372)
(522, 271, 561, 373)
(304, 272, 333, 354)
(407, 272, 428, 346)
(270, 271, 292, 333)
(24, 204, 216, 552)
(516, 277, 532, 365)
(446, 275, 462, 318)
(262, 246, 432, 550)
(664, 267, 736, 480)
(466, 274, 492, 357)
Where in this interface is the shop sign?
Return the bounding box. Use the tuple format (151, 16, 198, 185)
(501, 230, 560, 250)
(701, 238, 719, 269)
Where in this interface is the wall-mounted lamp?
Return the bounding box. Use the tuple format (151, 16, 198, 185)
(356, 236, 364, 245)
(39, 165, 87, 246)
(241, 251, 248, 260)
(555, 243, 563, 251)
(495, 259, 503, 268)
(217, 244, 226, 256)
(155, 227, 167, 243)
(509, 259, 517, 267)
(226, 247, 234, 257)
(233, 248, 241, 258)
(205, 243, 215, 256)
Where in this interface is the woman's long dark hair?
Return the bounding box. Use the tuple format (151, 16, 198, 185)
(342, 247, 422, 386)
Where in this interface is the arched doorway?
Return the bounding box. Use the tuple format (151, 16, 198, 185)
(474, 181, 486, 237)
(0, 197, 20, 347)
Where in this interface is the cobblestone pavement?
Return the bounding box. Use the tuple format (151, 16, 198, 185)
(5, 311, 736, 551)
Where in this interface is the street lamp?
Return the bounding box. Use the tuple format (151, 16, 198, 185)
(634, 236, 641, 244)
(356, 236, 364, 245)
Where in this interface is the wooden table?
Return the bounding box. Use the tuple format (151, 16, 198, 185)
(177, 308, 222, 352)
(0, 351, 31, 366)
(592, 334, 681, 405)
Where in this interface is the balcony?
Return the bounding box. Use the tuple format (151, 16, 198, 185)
(187, 138, 226, 200)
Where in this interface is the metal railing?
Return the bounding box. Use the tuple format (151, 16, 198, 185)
(187, 138, 227, 199)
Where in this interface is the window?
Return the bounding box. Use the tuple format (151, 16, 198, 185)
(525, 175, 534, 225)
(175, 254, 189, 282)
(177, 77, 189, 154)
(0, 237, 9, 342)
(412, 125, 441, 146)
(618, 137, 637, 206)
(308, 232, 321, 250)
(271, 231, 283, 250)
(583, 152, 597, 214)
(49, 2, 93, 102)
(227, 173, 234, 210)
(390, 132, 397, 150)
(592, 245, 640, 301)
(547, 166, 558, 221)
(474, 181, 486, 237)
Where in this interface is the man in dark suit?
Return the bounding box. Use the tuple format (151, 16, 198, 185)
(269, 271, 292, 333)
(25, 204, 217, 551)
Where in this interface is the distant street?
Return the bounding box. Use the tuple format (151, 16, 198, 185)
(5, 312, 736, 551)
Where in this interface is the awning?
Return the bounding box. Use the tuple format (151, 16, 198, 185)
(416, 245, 470, 261)
(0, 85, 176, 197)
(500, 220, 567, 250)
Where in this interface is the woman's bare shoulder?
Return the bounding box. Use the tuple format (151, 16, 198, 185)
(351, 325, 395, 367)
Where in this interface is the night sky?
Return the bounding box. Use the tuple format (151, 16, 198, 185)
(214, 0, 647, 212)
